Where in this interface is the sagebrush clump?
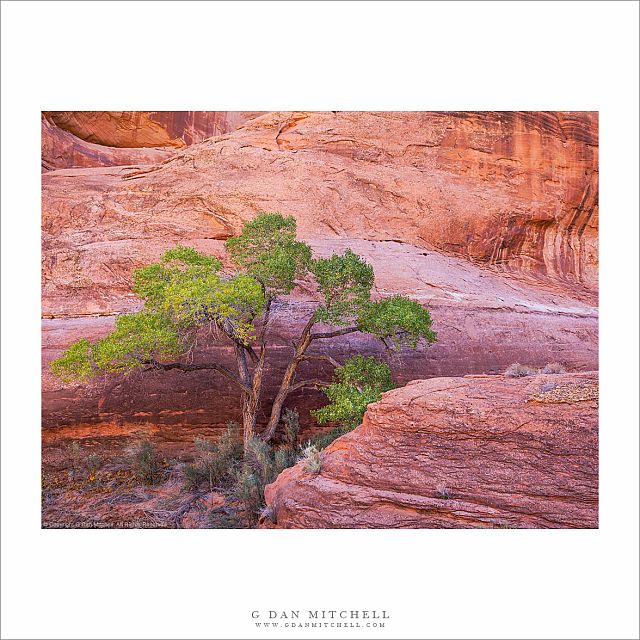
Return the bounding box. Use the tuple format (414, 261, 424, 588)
(301, 444, 322, 475)
(128, 440, 160, 485)
(505, 362, 567, 377)
(542, 362, 566, 374)
(183, 421, 243, 491)
(504, 363, 538, 378)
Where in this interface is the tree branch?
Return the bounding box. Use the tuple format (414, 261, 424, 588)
(141, 359, 251, 394)
(288, 378, 331, 393)
(258, 297, 273, 359)
(310, 326, 359, 340)
(300, 354, 342, 369)
(245, 344, 260, 365)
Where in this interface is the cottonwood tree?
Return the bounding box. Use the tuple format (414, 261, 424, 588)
(52, 213, 437, 448)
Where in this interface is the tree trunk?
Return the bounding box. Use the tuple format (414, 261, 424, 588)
(241, 391, 258, 449)
(234, 342, 258, 449)
(262, 317, 315, 441)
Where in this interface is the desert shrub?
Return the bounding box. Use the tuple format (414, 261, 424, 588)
(244, 437, 275, 486)
(232, 434, 305, 526)
(282, 408, 300, 449)
(435, 483, 452, 500)
(274, 446, 298, 475)
(128, 440, 159, 485)
(542, 362, 566, 374)
(310, 425, 352, 450)
(184, 422, 243, 491)
(301, 444, 322, 475)
(233, 466, 264, 526)
(504, 363, 538, 378)
(183, 463, 207, 491)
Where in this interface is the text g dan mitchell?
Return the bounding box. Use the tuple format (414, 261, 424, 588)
(251, 610, 390, 620)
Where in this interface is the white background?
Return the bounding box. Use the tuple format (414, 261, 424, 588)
(1, 1, 638, 638)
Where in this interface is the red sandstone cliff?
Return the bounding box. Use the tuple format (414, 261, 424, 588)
(41, 111, 598, 436)
(264, 372, 599, 529)
(41, 111, 264, 170)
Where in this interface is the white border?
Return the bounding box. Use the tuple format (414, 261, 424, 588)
(2, 2, 638, 639)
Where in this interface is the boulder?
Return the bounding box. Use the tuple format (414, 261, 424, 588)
(264, 372, 599, 528)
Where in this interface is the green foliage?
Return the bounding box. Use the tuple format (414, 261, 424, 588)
(93, 311, 183, 372)
(53, 311, 183, 381)
(225, 213, 311, 295)
(161, 245, 222, 268)
(132, 245, 222, 308)
(274, 446, 298, 474)
(312, 249, 374, 325)
(232, 434, 302, 526)
(312, 355, 394, 428)
(52, 244, 264, 382)
(161, 270, 264, 343)
(128, 441, 160, 485)
(51, 339, 94, 383)
(233, 467, 264, 526)
(244, 437, 275, 487)
(357, 295, 437, 349)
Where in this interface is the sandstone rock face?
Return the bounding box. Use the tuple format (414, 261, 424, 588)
(41, 115, 175, 170)
(264, 373, 599, 528)
(44, 111, 264, 149)
(41, 111, 598, 436)
(113, 110, 597, 288)
(41, 237, 597, 432)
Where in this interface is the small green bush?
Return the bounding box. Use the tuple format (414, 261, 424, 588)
(274, 446, 298, 475)
(232, 433, 303, 526)
(233, 467, 264, 526)
(183, 463, 207, 491)
(128, 440, 159, 485)
(312, 355, 394, 428)
(245, 437, 275, 487)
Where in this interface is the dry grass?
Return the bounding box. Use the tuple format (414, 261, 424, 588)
(301, 444, 322, 475)
(504, 363, 538, 378)
(542, 362, 567, 374)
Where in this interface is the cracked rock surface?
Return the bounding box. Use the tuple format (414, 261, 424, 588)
(264, 372, 598, 528)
